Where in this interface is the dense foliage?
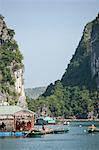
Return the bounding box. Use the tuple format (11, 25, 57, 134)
(27, 81, 99, 118)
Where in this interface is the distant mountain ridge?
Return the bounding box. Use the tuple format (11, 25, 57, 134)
(25, 87, 47, 99)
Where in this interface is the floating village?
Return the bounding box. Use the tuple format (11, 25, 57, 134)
(0, 101, 99, 138)
(0, 13, 99, 138)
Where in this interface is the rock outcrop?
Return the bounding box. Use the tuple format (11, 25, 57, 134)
(0, 15, 27, 107)
(61, 13, 99, 89)
(27, 14, 99, 117)
(91, 14, 99, 87)
(43, 13, 99, 97)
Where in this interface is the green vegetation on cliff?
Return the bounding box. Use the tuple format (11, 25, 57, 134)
(27, 81, 97, 118)
(0, 15, 24, 105)
(27, 14, 99, 118)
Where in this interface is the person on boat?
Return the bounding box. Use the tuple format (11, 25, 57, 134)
(91, 124, 96, 129)
(27, 121, 31, 130)
(16, 121, 21, 130)
(88, 124, 96, 129)
(21, 121, 26, 130)
(0, 122, 6, 130)
(42, 124, 46, 130)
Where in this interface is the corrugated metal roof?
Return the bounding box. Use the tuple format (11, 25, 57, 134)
(0, 105, 34, 116)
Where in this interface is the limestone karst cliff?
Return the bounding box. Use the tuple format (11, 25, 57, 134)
(44, 13, 99, 97)
(0, 15, 27, 107)
(61, 13, 99, 89)
(27, 14, 99, 117)
(91, 14, 99, 87)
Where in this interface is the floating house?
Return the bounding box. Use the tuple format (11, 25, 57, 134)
(0, 105, 35, 131)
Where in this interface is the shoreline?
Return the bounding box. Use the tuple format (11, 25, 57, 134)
(65, 119, 99, 122)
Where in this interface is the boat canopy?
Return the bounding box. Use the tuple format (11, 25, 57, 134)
(44, 116, 56, 124)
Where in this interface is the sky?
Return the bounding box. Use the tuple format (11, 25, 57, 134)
(0, 0, 99, 88)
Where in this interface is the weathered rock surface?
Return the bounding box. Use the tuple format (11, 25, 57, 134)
(0, 15, 27, 108)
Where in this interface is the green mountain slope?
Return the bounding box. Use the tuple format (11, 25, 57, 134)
(27, 14, 99, 118)
(44, 14, 99, 96)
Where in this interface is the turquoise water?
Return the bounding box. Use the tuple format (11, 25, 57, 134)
(0, 121, 99, 150)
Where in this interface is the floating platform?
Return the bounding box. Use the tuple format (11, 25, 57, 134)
(0, 131, 25, 137)
(0, 128, 69, 138)
(25, 128, 69, 137)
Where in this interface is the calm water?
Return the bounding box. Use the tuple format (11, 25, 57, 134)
(0, 121, 99, 150)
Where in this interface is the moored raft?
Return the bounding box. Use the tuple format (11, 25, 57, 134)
(24, 128, 69, 137)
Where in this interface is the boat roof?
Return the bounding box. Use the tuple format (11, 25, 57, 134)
(44, 116, 55, 121)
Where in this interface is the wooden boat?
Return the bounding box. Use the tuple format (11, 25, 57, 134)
(24, 131, 44, 138)
(87, 124, 99, 133)
(88, 127, 99, 133)
(24, 128, 53, 137)
(53, 128, 69, 134)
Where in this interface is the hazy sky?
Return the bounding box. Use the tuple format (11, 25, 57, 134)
(0, 0, 99, 88)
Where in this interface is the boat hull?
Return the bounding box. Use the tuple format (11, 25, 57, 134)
(88, 128, 99, 133)
(25, 128, 69, 137)
(53, 129, 69, 134)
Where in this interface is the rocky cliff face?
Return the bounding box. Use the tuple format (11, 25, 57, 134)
(0, 15, 27, 107)
(61, 13, 99, 89)
(91, 14, 99, 87)
(43, 14, 99, 97)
